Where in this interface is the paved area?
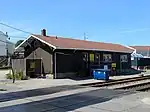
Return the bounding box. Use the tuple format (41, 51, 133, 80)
(0, 87, 133, 112)
(0, 70, 150, 111)
(0, 86, 150, 112)
(0, 85, 87, 102)
(0, 70, 10, 80)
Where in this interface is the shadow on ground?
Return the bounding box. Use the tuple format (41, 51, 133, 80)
(68, 76, 93, 81)
(0, 89, 135, 112)
(0, 85, 85, 102)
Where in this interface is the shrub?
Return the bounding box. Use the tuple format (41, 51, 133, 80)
(6, 73, 13, 79)
(16, 72, 23, 80)
(6, 71, 28, 80)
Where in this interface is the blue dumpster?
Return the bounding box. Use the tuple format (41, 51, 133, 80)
(93, 69, 110, 80)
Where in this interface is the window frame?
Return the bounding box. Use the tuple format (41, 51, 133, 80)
(103, 54, 112, 62)
(83, 52, 88, 62)
(95, 53, 100, 64)
(120, 55, 128, 62)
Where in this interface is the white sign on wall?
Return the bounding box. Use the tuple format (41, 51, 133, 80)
(104, 65, 108, 70)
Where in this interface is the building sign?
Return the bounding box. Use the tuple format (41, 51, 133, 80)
(120, 55, 128, 62)
(112, 63, 116, 67)
(90, 53, 94, 62)
(104, 65, 108, 70)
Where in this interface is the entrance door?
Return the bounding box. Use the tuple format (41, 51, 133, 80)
(26, 59, 42, 78)
(120, 55, 128, 70)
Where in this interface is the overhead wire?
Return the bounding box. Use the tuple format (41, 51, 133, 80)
(0, 39, 14, 45)
(0, 34, 26, 39)
(0, 22, 32, 34)
(0, 23, 74, 56)
(0, 22, 32, 45)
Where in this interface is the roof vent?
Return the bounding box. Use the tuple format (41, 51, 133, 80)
(41, 29, 46, 36)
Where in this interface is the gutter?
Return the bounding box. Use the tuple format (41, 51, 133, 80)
(56, 47, 133, 54)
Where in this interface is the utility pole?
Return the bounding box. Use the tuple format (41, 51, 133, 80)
(6, 32, 10, 67)
(6, 32, 15, 83)
(5, 32, 9, 66)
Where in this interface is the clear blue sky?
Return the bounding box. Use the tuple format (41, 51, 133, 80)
(0, 0, 150, 45)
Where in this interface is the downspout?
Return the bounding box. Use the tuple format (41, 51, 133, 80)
(54, 52, 57, 79)
(53, 48, 57, 79)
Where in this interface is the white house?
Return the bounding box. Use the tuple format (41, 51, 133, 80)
(0, 31, 15, 66)
(130, 46, 150, 58)
(0, 31, 7, 56)
(129, 46, 150, 69)
(0, 31, 15, 56)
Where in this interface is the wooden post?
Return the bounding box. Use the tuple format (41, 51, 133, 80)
(11, 58, 15, 83)
(11, 67, 15, 83)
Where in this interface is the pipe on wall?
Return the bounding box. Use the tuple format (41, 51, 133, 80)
(54, 52, 57, 79)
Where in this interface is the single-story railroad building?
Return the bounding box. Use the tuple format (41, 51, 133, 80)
(13, 29, 133, 78)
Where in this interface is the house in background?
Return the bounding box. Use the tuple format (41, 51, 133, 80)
(130, 46, 150, 57)
(130, 46, 150, 69)
(0, 31, 15, 66)
(13, 29, 133, 79)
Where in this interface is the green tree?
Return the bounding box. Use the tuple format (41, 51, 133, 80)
(15, 40, 24, 47)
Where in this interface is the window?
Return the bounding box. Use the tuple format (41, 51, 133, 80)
(120, 55, 128, 62)
(30, 62, 35, 68)
(103, 54, 112, 62)
(83, 52, 88, 61)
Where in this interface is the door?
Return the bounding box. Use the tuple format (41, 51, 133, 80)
(26, 59, 42, 78)
(120, 55, 128, 70)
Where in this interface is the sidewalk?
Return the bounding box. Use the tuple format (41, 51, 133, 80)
(0, 69, 149, 93)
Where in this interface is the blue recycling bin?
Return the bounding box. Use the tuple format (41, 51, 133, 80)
(92, 69, 110, 80)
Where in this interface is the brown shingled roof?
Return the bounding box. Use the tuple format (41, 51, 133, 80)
(33, 34, 133, 53)
(130, 46, 150, 51)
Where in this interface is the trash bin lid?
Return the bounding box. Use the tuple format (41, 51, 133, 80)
(93, 69, 110, 71)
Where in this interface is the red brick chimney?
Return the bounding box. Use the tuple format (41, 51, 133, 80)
(41, 29, 46, 36)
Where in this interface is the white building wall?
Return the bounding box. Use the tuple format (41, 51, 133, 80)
(0, 31, 15, 56)
(0, 31, 7, 56)
(7, 41, 15, 55)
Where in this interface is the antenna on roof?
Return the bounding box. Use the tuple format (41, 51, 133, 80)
(84, 32, 88, 40)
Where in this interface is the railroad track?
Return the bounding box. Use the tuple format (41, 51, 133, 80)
(81, 75, 150, 88)
(115, 82, 150, 91)
(138, 87, 150, 92)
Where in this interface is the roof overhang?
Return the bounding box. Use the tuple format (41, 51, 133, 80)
(15, 35, 133, 54)
(57, 47, 133, 53)
(15, 35, 56, 51)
